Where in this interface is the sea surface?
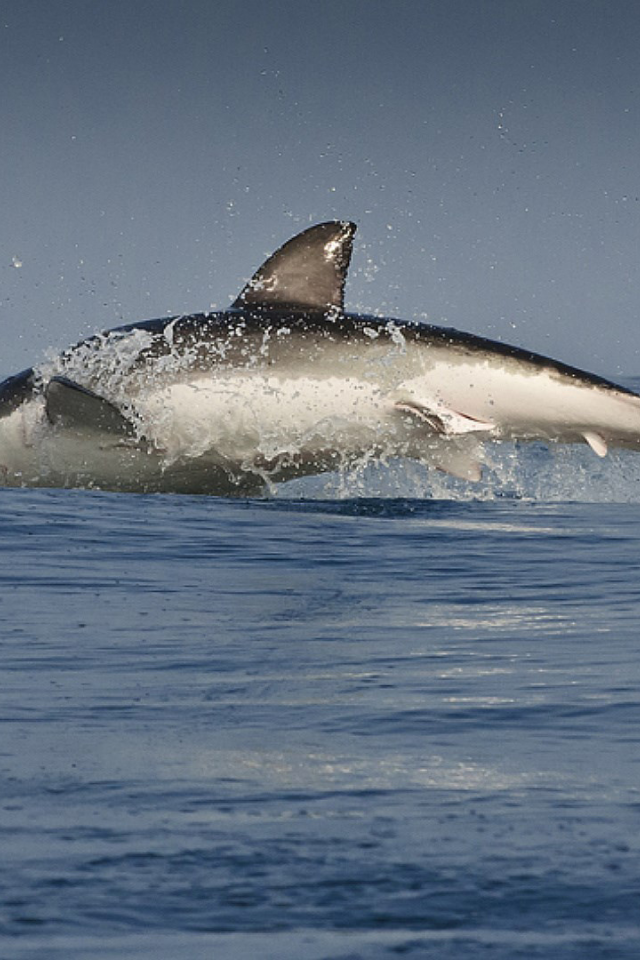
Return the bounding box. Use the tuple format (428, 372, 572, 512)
(2, 446, 640, 959)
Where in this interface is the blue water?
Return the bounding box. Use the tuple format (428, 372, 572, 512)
(2, 453, 640, 959)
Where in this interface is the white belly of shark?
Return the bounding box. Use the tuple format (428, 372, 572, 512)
(1, 220, 640, 495)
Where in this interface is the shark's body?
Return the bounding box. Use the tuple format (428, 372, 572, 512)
(1, 220, 640, 495)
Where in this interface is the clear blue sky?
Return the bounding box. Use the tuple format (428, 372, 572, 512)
(2, 0, 639, 377)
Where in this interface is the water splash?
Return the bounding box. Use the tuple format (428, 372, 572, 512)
(27, 329, 640, 504)
(274, 443, 640, 504)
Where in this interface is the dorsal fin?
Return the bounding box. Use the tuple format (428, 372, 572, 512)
(45, 376, 135, 437)
(231, 221, 356, 312)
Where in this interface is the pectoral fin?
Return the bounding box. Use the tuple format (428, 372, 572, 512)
(395, 400, 495, 436)
(45, 376, 135, 438)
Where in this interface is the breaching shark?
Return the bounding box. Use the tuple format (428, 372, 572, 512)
(1, 220, 640, 495)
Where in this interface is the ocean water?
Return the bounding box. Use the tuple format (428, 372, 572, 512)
(2, 446, 640, 960)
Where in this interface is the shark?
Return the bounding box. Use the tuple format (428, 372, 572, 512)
(1, 220, 639, 495)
